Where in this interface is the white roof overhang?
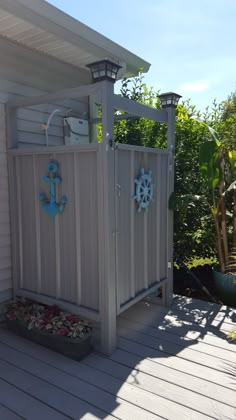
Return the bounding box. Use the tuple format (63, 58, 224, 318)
(0, 0, 150, 82)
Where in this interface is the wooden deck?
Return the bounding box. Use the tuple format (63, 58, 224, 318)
(0, 295, 235, 419)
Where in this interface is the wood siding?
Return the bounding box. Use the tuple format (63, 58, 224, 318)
(0, 77, 88, 148)
(115, 145, 168, 311)
(9, 144, 168, 320)
(10, 146, 100, 313)
(0, 104, 12, 294)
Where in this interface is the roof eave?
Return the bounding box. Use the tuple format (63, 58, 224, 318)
(0, 0, 150, 77)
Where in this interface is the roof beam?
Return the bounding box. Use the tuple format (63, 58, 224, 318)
(113, 95, 168, 123)
(8, 83, 102, 108)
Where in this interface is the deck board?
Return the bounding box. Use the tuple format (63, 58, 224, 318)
(0, 295, 235, 419)
(117, 325, 236, 371)
(0, 403, 24, 420)
(117, 317, 236, 362)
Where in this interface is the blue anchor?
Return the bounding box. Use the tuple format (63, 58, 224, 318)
(39, 160, 67, 218)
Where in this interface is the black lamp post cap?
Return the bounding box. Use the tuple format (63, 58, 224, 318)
(159, 92, 182, 108)
(86, 59, 122, 83)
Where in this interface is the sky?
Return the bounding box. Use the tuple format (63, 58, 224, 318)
(47, 0, 236, 111)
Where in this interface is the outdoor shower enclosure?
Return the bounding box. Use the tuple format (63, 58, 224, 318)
(7, 80, 176, 354)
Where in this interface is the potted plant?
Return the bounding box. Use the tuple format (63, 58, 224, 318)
(199, 128, 236, 307)
(5, 298, 92, 360)
(170, 126, 236, 307)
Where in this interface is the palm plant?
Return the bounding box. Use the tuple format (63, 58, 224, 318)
(199, 128, 236, 273)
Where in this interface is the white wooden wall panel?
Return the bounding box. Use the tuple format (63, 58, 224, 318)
(10, 146, 100, 313)
(133, 152, 146, 295)
(57, 153, 77, 303)
(160, 155, 168, 280)
(0, 104, 12, 296)
(147, 153, 159, 287)
(17, 156, 37, 292)
(37, 155, 57, 297)
(76, 151, 99, 311)
(115, 149, 132, 305)
(115, 145, 168, 311)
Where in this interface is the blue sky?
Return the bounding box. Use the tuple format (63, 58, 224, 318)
(47, 0, 236, 111)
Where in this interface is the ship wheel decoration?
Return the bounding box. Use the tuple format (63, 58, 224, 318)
(133, 168, 154, 212)
(39, 160, 67, 218)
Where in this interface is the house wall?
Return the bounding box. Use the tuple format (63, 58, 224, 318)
(0, 37, 90, 300)
(0, 78, 88, 148)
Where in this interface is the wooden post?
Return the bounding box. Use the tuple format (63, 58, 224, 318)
(99, 80, 116, 354)
(5, 104, 17, 149)
(164, 106, 176, 306)
(88, 94, 98, 143)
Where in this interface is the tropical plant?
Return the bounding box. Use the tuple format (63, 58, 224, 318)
(171, 120, 236, 273)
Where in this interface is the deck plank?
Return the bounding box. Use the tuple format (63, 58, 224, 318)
(0, 295, 235, 420)
(117, 336, 236, 390)
(121, 299, 236, 335)
(0, 403, 24, 420)
(117, 317, 236, 362)
(0, 377, 68, 420)
(84, 351, 236, 408)
(0, 358, 114, 420)
(146, 295, 236, 323)
(0, 332, 205, 420)
(117, 324, 236, 371)
(0, 333, 163, 420)
(84, 352, 236, 419)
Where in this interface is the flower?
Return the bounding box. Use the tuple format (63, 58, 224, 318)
(56, 327, 70, 336)
(5, 298, 92, 339)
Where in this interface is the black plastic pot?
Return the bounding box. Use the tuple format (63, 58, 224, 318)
(6, 320, 92, 360)
(213, 268, 236, 308)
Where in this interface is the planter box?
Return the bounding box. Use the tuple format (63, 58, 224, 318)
(6, 320, 92, 361)
(213, 269, 236, 308)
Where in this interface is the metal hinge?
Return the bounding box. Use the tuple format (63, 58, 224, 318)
(116, 183, 121, 198)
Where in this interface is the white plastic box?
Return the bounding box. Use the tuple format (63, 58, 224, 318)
(64, 117, 89, 145)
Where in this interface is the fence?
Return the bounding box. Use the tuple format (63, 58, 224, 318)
(9, 142, 169, 351)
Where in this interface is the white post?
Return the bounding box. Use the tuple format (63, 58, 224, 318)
(99, 79, 117, 354)
(164, 106, 177, 306)
(88, 94, 98, 143)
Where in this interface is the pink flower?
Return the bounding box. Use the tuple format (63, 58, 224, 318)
(66, 314, 79, 323)
(56, 327, 70, 336)
(7, 311, 17, 321)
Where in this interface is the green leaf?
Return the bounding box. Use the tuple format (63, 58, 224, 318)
(199, 140, 220, 189)
(169, 192, 202, 211)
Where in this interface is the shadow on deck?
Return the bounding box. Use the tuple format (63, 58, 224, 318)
(0, 295, 235, 419)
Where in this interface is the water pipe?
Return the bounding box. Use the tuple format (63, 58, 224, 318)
(45, 108, 62, 147)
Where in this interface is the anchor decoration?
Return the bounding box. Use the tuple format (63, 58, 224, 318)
(133, 168, 154, 212)
(39, 160, 67, 218)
